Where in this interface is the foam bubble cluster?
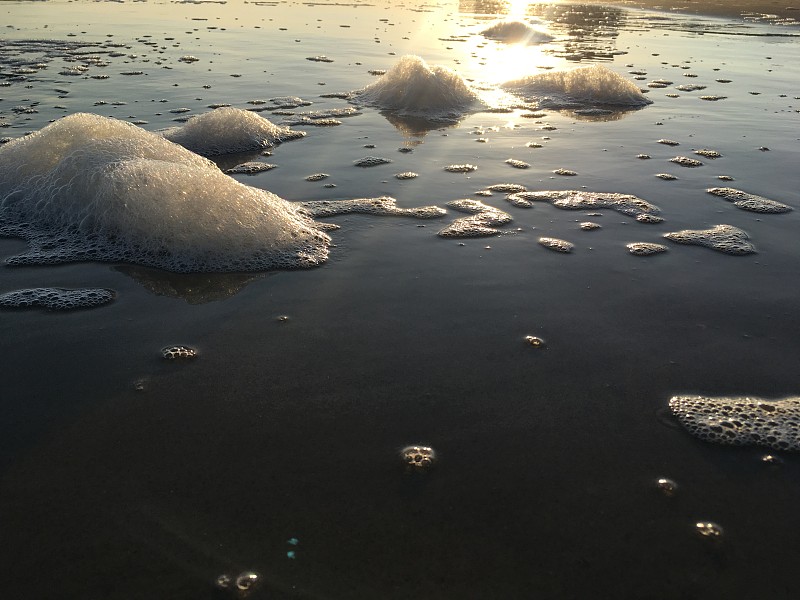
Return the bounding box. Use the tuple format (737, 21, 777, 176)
(706, 187, 792, 214)
(502, 65, 652, 109)
(300, 197, 445, 220)
(480, 20, 554, 44)
(438, 199, 512, 238)
(0, 114, 330, 272)
(162, 107, 305, 156)
(538, 237, 574, 253)
(506, 190, 660, 218)
(663, 224, 755, 255)
(669, 395, 800, 452)
(0, 287, 115, 310)
(351, 55, 480, 120)
(626, 242, 668, 256)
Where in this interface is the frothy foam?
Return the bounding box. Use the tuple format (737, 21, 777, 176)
(300, 197, 446, 220)
(670, 395, 800, 452)
(663, 224, 755, 255)
(506, 190, 660, 218)
(351, 55, 481, 120)
(502, 65, 652, 109)
(0, 287, 115, 310)
(0, 113, 330, 272)
(437, 199, 512, 238)
(706, 187, 792, 214)
(481, 20, 555, 44)
(161, 107, 305, 156)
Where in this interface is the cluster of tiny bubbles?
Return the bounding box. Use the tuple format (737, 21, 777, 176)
(656, 477, 678, 496)
(486, 183, 526, 194)
(669, 395, 800, 451)
(579, 222, 601, 231)
(215, 571, 259, 596)
(657, 139, 680, 146)
(670, 156, 703, 168)
(305, 173, 329, 181)
(635, 214, 664, 224)
(655, 173, 678, 180)
(394, 171, 419, 180)
(505, 159, 530, 169)
(299, 197, 446, 220)
(694, 149, 722, 159)
(0, 287, 115, 310)
(525, 335, 545, 348)
(444, 164, 478, 173)
(553, 168, 578, 176)
(506, 191, 661, 219)
(162, 345, 197, 360)
(626, 242, 668, 256)
(437, 199, 512, 238)
(538, 237, 574, 253)
(401, 445, 436, 470)
(161, 107, 306, 156)
(353, 156, 392, 167)
(706, 188, 793, 214)
(762, 454, 783, 466)
(700, 95, 727, 102)
(224, 162, 276, 175)
(695, 522, 724, 540)
(663, 224, 756, 255)
(637, 154, 651, 159)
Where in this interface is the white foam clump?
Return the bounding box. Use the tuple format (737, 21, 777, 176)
(670, 395, 800, 452)
(437, 199, 512, 238)
(300, 197, 445, 220)
(502, 65, 652, 109)
(351, 55, 480, 120)
(0, 113, 329, 272)
(706, 187, 792, 214)
(0, 287, 115, 310)
(481, 20, 554, 44)
(663, 224, 755, 255)
(506, 190, 660, 218)
(162, 107, 305, 156)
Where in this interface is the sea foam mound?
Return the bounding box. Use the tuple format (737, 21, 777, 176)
(481, 20, 554, 44)
(0, 113, 330, 272)
(670, 395, 800, 452)
(350, 55, 481, 120)
(502, 65, 652, 109)
(161, 107, 306, 156)
(0, 287, 115, 310)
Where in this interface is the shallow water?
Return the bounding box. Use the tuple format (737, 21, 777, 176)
(1, 1, 800, 599)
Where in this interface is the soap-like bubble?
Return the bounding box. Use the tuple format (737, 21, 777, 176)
(401, 445, 436, 469)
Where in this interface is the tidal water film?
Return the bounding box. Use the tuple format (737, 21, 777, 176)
(0, 1, 799, 598)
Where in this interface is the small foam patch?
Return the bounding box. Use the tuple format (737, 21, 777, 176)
(480, 20, 554, 44)
(706, 187, 792, 214)
(502, 65, 652, 109)
(161, 107, 305, 156)
(437, 199, 512, 238)
(350, 55, 480, 120)
(663, 224, 755, 255)
(669, 395, 800, 452)
(626, 242, 668, 256)
(670, 156, 703, 167)
(0, 287, 115, 310)
(299, 197, 446, 220)
(225, 162, 277, 175)
(506, 190, 660, 218)
(353, 156, 392, 167)
(538, 237, 574, 253)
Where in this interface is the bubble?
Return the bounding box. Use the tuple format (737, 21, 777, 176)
(438, 199, 512, 238)
(235, 571, 259, 591)
(353, 156, 392, 167)
(525, 335, 545, 347)
(507, 190, 660, 218)
(225, 162, 277, 175)
(663, 224, 755, 255)
(669, 395, 800, 451)
(670, 156, 703, 167)
(656, 478, 678, 496)
(762, 454, 783, 465)
(0, 287, 115, 310)
(505, 158, 530, 169)
(401, 445, 436, 469)
(706, 187, 792, 214)
(162, 345, 197, 360)
(502, 65, 652, 109)
(444, 164, 478, 173)
(538, 237, 574, 253)
(161, 107, 305, 156)
(215, 574, 232, 589)
(626, 242, 668, 256)
(695, 521, 724, 539)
